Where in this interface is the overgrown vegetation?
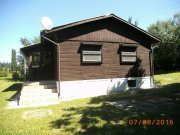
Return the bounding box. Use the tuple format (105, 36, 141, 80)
(148, 13, 180, 71)
(0, 72, 179, 135)
(0, 62, 10, 77)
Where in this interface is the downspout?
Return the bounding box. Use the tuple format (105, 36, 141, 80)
(41, 33, 60, 97)
(20, 50, 26, 81)
(57, 45, 60, 97)
(41, 35, 59, 46)
(151, 45, 158, 87)
(23, 56, 26, 81)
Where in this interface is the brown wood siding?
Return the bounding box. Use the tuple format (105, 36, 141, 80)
(57, 19, 151, 81)
(70, 29, 135, 43)
(59, 41, 150, 81)
(55, 18, 152, 49)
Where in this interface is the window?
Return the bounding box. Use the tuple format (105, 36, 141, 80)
(127, 79, 136, 88)
(81, 42, 102, 64)
(121, 51, 136, 63)
(120, 44, 137, 63)
(82, 50, 102, 63)
(32, 52, 40, 68)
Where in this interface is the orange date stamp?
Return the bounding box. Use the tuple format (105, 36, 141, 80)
(128, 119, 174, 126)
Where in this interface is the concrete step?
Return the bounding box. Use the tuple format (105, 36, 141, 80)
(21, 89, 57, 94)
(44, 85, 56, 89)
(17, 81, 59, 108)
(19, 98, 59, 102)
(23, 81, 56, 86)
(19, 99, 60, 107)
(23, 82, 39, 86)
(22, 85, 56, 90)
(39, 81, 56, 85)
(20, 93, 58, 100)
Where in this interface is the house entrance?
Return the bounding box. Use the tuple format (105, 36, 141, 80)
(28, 51, 54, 81)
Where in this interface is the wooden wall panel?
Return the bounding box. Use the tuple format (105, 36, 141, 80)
(59, 40, 150, 81)
(57, 19, 151, 81)
(56, 18, 151, 45)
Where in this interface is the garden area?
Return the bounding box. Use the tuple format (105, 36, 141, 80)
(0, 72, 180, 135)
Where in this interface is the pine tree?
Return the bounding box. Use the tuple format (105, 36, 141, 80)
(128, 16, 132, 24)
(11, 49, 17, 71)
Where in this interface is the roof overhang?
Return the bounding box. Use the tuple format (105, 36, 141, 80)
(20, 43, 41, 55)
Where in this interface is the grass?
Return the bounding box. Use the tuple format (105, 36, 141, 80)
(0, 72, 180, 135)
(154, 72, 180, 85)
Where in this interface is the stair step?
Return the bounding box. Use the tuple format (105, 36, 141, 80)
(20, 97, 59, 102)
(20, 94, 58, 100)
(22, 85, 56, 89)
(19, 96, 59, 102)
(21, 89, 57, 94)
(24, 81, 56, 86)
(19, 99, 59, 106)
(18, 81, 59, 108)
(39, 81, 56, 85)
(21, 92, 58, 97)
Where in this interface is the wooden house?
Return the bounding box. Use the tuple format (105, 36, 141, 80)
(21, 14, 160, 99)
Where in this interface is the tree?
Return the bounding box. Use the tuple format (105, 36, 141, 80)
(135, 19, 139, 26)
(148, 13, 180, 70)
(128, 16, 139, 26)
(18, 35, 40, 78)
(0, 68, 9, 77)
(0, 62, 10, 70)
(20, 37, 31, 47)
(173, 13, 180, 69)
(128, 16, 132, 23)
(20, 35, 40, 47)
(11, 49, 17, 72)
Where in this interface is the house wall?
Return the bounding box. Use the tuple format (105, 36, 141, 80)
(55, 18, 153, 99)
(60, 77, 153, 100)
(59, 41, 150, 81)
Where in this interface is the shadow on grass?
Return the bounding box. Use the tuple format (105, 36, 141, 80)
(155, 71, 179, 75)
(2, 83, 22, 102)
(2, 83, 22, 92)
(89, 83, 180, 104)
(50, 83, 180, 135)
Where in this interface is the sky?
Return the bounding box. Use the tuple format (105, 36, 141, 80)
(0, 0, 180, 62)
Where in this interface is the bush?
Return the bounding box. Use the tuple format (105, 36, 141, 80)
(0, 68, 9, 77)
(12, 72, 19, 80)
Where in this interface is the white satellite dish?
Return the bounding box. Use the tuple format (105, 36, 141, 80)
(41, 16, 53, 30)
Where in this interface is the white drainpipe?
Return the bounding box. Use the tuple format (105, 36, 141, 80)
(151, 45, 158, 87)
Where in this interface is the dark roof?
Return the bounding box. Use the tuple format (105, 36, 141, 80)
(45, 14, 160, 42)
(20, 43, 41, 54)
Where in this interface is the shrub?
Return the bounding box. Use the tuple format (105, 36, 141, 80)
(0, 68, 9, 77)
(12, 72, 19, 80)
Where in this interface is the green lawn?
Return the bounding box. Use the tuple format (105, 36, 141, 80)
(0, 72, 180, 135)
(155, 72, 180, 85)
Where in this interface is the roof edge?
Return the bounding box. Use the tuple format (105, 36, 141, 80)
(43, 14, 161, 42)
